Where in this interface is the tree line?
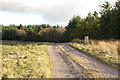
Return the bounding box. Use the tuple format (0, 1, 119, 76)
(1, 1, 120, 42)
(1, 24, 65, 42)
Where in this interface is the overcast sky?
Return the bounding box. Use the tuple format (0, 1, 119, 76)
(0, 0, 117, 26)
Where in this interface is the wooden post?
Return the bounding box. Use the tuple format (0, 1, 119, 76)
(84, 36, 89, 44)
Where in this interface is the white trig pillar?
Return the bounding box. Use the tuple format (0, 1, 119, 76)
(84, 36, 89, 44)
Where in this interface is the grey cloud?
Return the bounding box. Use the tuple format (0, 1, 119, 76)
(0, 1, 80, 23)
(0, 1, 38, 12)
(42, 3, 79, 23)
(1, 2, 25, 12)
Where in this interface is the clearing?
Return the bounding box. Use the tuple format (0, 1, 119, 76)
(1, 41, 119, 78)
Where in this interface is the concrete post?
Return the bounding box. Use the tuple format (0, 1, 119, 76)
(84, 36, 89, 44)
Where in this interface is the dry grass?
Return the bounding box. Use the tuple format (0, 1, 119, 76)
(2, 41, 51, 78)
(68, 40, 120, 69)
(0, 42, 2, 79)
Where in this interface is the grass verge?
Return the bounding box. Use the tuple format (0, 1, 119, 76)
(2, 41, 51, 78)
(68, 40, 120, 70)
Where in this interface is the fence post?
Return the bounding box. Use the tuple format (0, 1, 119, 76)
(84, 36, 89, 44)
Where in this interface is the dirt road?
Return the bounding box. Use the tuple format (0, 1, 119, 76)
(47, 43, 119, 78)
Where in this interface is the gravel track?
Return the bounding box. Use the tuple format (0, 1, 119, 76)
(47, 43, 119, 78)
